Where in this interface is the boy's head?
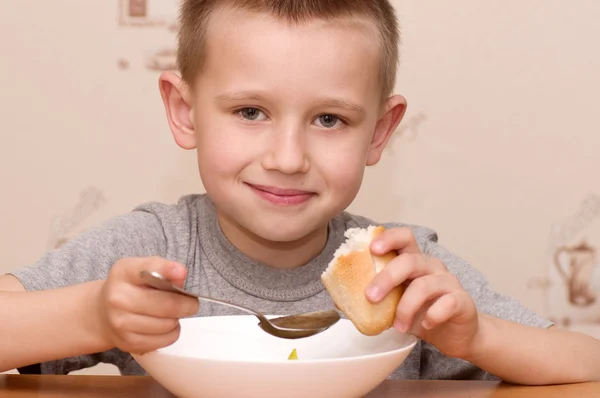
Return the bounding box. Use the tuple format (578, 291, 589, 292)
(159, 0, 407, 258)
(176, 0, 401, 102)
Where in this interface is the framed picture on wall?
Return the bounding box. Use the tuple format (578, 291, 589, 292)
(118, 0, 179, 27)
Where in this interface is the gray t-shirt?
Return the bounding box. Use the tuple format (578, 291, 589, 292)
(10, 194, 553, 379)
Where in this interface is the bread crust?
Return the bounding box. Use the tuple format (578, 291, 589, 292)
(321, 226, 403, 336)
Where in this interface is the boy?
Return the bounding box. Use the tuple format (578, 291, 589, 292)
(1, 0, 599, 384)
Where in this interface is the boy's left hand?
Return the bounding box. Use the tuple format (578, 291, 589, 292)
(366, 227, 480, 360)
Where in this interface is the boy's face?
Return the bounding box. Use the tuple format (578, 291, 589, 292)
(160, 7, 406, 245)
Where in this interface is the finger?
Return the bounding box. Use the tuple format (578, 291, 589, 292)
(123, 257, 188, 287)
(366, 254, 447, 302)
(421, 292, 465, 330)
(109, 286, 200, 319)
(112, 313, 181, 335)
(394, 273, 461, 332)
(122, 324, 182, 355)
(136, 290, 200, 318)
(370, 227, 421, 256)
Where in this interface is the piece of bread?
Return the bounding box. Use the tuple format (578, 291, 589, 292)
(321, 225, 402, 336)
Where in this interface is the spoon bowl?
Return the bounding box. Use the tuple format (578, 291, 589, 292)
(140, 270, 340, 339)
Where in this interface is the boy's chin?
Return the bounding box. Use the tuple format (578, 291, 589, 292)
(244, 220, 327, 244)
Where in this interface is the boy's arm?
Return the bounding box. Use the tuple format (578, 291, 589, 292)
(388, 226, 598, 384)
(465, 314, 600, 385)
(0, 203, 180, 374)
(0, 275, 111, 373)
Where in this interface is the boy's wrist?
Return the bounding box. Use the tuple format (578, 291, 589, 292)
(460, 312, 495, 364)
(82, 280, 114, 352)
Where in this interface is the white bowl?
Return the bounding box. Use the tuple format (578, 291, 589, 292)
(133, 315, 417, 398)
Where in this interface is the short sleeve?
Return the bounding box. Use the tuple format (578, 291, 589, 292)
(9, 210, 168, 292)
(7, 210, 168, 375)
(417, 233, 554, 381)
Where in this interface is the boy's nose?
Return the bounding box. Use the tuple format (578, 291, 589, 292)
(261, 127, 310, 175)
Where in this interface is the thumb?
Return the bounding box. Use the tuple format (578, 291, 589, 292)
(127, 257, 188, 287)
(369, 227, 421, 255)
(160, 260, 188, 288)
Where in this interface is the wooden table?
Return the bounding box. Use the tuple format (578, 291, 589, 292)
(1, 375, 599, 397)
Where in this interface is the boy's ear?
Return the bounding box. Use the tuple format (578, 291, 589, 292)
(366, 95, 407, 166)
(158, 71, 197, 150)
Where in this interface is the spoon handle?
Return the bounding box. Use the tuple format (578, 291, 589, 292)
(139, 270, 259, 317)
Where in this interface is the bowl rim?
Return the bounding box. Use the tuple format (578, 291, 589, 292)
(134, 315, 419, 365)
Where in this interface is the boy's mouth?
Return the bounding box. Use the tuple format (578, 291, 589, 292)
(246, 183, 316, 206)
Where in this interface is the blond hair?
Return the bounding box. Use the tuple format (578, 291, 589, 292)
(177, 0, 400, 100)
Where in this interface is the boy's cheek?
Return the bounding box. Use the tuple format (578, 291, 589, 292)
(318, 154, 365, 188)
(196, 142, 247, 178)
(196, 125, 257, 163)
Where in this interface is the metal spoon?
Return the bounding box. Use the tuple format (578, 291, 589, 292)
(140, 270, 340, 339)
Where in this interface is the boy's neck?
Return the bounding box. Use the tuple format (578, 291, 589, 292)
(216, 211, 329, 269)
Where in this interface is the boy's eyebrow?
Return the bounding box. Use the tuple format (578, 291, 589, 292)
(217, 92, 365, 114)
(216, 92, 265, 102)
(316, 99, 365, 114)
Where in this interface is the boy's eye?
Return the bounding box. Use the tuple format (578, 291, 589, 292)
(315, 114, 342, 129)
(239, 107, 266, 121)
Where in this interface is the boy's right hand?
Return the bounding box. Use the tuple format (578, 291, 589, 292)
(96, 257, 199, 355)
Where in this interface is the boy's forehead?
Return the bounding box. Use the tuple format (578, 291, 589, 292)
(192, 5, 383, 108)
(204, 6, 380, 53)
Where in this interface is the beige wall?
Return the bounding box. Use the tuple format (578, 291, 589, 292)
(2, 0, 599, 374)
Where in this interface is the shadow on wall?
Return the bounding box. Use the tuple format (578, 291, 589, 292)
(47, 187, 107, 250)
